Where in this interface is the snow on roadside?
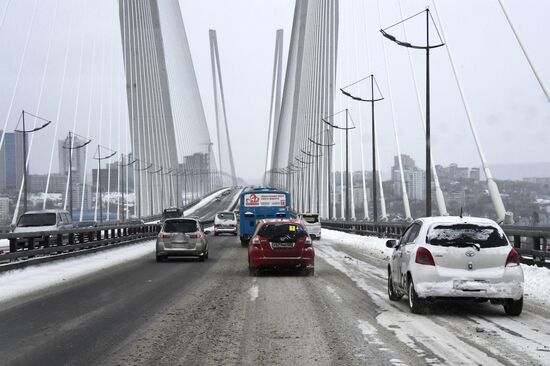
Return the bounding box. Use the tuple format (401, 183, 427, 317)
(522, 264, 550, 307)
(0, 240, 155, 304)
(321, 228, 392, 261)
(321, 227, 550, 308)
(184, 187, 230, 217)
(226, 188, 244, 211)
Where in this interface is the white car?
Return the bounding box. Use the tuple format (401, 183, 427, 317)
(214, 211, 238, 236)
(299, 213, 321, 240)
(386, 216, 524, 315)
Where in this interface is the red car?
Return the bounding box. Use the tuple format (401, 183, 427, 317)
(248, 219, 315, 276)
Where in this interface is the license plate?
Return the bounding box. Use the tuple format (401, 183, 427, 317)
(453, 280, 487, 290)
(271, 242, 294, 249)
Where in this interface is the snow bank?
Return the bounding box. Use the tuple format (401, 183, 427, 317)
(522, 264, 550, 306)
(321, 228, 392, 261)
(0, 240, 155, 304)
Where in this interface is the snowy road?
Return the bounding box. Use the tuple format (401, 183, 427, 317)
(1, 225, 549, 365)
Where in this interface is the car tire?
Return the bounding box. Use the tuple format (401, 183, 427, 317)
(388, 269, 402, 301)
(156, 255, 165, 263)
(306, 268, 315, 276)
(503, 297, 523, 316)
(199, 254, 206, 262)
(249, 267, 259, 276)
(408, 278, 426, 314)
(214, 232, 218, 236)
(205, 251, 209, 260)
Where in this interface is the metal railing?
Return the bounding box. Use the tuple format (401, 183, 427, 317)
(322, 220, 550, 268)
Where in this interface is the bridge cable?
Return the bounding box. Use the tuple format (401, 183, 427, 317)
(0, 0, 38, 163)
(431, 0, 509, 223)
(376, 0, 412, 220)
(43, 0, 76, 210)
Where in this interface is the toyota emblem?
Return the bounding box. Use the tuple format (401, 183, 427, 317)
(465, 250, 475, 257)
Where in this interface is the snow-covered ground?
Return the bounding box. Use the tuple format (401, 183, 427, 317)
(0, 240, 155, 304)
(320, 228, 550, 308)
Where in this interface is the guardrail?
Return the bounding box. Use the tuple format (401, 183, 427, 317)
(322, 220, 550, 268)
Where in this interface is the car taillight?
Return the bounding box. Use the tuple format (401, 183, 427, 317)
(214, 224, 219, 228)
(304, 237, 312, 247)
(251, 236, 261, 246)
(505, 248, 520, 267)
(415, 247, 435, 266)
(189, 232, 203, 239)
(158, 232, 171, 239)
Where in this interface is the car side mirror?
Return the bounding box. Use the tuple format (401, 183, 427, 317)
(204, 230, 211, 235)
(386, 239, 398, 248)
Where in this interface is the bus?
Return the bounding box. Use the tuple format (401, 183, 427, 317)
(239, 188, 291, 246)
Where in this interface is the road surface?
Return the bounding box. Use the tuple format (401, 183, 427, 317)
(1, 198, 549, 365)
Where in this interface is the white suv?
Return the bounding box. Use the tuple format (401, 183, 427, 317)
(299, 213, 321, 240)
(386, 216, 524, 315)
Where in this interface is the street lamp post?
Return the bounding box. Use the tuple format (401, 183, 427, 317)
(309, 128, 335, 219)
(14, 110, 51, 214)
(323, 109, 355, 221)
(148, 166, 163, 216)
(340, 75, 384, 221)
(62, 131, 91, 221)
(135, 161, 153, 219)
(381, 8, 444, 216)
(119, 154, 136, 221)
(93, 145, 117, 223)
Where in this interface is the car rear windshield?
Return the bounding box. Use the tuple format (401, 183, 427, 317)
(17, 213, 57, 227)
(258, 223, 306, 242)
(164, 220, 198, 233)
(217, 212, 235, 220)
(302, 215, 319, 223)
(427, 224, 508, 248)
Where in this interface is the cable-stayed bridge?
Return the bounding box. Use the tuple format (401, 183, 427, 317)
(1, 1, 550, 365)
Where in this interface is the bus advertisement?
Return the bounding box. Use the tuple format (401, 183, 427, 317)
(239, 188, 291, 245)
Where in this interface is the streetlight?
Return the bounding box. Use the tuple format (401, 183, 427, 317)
(300, 147, 322, 213)
(381, 8, 445, 216)
(161, 169, 173, 210)
(309, 128, 335, 219)
(148, 166, 163, 216)
(135, 161, 153, 219)
(93, 145, 117, 223)
(14, 110, 51, 214)
(341, 75, 384, 221)
(62, 131, 91, 221)
(322, 109, 355, 221)
(119, 154, 136, 221)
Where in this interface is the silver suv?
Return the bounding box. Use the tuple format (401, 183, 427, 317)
(156, 218, 210, 262)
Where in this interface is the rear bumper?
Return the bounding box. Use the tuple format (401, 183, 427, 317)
(156, 248, 206, 257)
(249, 248, 315, 269)
(214, 227, 237, 234)
(413, 265, 524, 300)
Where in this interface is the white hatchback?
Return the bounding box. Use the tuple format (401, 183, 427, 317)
(386, 216, 524, 315)
(214, 211, 238, 236)
(299, 213, 321, 240)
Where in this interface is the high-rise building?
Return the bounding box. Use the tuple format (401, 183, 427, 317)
(0, 131, 26, 193)
(470, 167, 481, 181)
(392, 155, 426, 201)
(58, 135, 87, 182)
(0, 197, 10, 223)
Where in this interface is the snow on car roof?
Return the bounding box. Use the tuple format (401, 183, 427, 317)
(417, 216, 499, 226)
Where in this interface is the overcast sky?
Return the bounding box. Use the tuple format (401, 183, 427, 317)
(0, 0, 549, 183)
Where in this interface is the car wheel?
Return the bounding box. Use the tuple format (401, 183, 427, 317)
(156, 255, 165, 263)
(503, 297, 523, 316)
(249, 267, 259, 276)
(205, 251, 209, 260)
(408, 278, 426, 314)
(306, 268, 315, 276)
(388, 269, 402, 301)
(214, 232, 218, 236)
(199, 254, 206, 262)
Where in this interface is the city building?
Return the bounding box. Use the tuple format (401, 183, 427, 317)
(92, 165, 121, 193)
(446, 190, 466, 207)
(392, 155, 426, 201)
(470, 167, 481, 181)
(29, 174, 68, 193)
(0, 197, 10, 223)
(0, 131, 26, 193)
(58, 135, 87, 182)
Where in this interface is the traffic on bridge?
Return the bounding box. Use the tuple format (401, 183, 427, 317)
(0, 0, 549, 365)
